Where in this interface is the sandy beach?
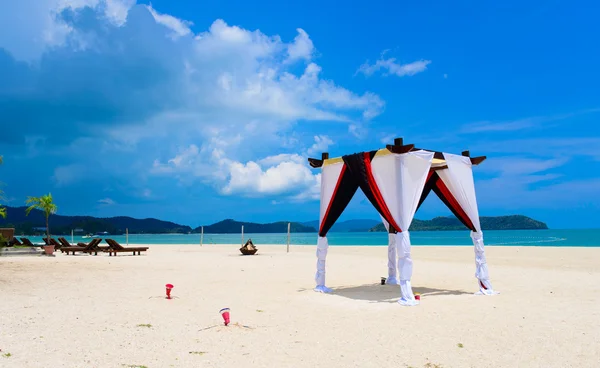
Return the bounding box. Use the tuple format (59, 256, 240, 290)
(1, 244, 599, 368)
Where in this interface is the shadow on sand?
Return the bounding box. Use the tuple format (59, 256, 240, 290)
(302, 283, 472, 303)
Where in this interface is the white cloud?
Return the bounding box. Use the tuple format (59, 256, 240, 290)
(306, 135, 333, 156)
(471, 137, 600, 161)
(479, 157, 569, 176)
(53, 164, 87, 186)
(1, 5, 383, 126)
(461, 109, 600, 134)
(223, 154, 320, 198)
(357, 51, 431, 78)
(0, 2, 385, 202)
(98, 197, 116, 205)
(0, 0, 135, 60)
(152, 145, 321, 200)
(146, 3, 192, 38)
(462, 118, 539, 133)
(379, 133, 396, 145)
(348, 124, 369, 139)
(477, 175, 600, 210)
(286, 28, 314, 62)
(103, 0, 135, 25)
(167, 144, 200, 168)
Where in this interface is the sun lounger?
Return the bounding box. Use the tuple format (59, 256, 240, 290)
(43, 237, 62, 249)
(60, 238, 102, 255)
(1, 237, 20, 247)
(57, 237, 101, 250)
(76, 238, 109, 253)
(9, 237, 22, 246)
(105, 239, 148, 256)
(61, 238, 103, 255)
(20, 238, 38, 247)
(57, 237, 73, 248)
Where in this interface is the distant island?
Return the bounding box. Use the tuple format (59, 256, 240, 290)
(0, 205, 547, 235)
(0, 206, 316, 235)
(0, 206, 193, 235)
(191, 219, 315, 234)
(369, 215, 548, 232)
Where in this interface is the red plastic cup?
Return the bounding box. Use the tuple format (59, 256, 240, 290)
(166, 284, 174, 299)
(220, 308, 230, 326)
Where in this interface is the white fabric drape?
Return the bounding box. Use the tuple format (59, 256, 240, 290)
(381, 216, 390, 232)
(371, 150, 434, 305)
(315, 236, 332, 293)
(395, 231, 419, 305)
(380, 216, 399, 285)
(436, 154, 481, 230)
(314, 161, 345, 293)
(437, 153, 498, 295)
(319, 162, 345, 228)
(471, 231, 495, 294)
(386, 231, 399, 285)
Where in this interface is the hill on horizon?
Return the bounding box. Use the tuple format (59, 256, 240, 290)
(0, 206, 548, 235)
(0, 206, 192, 235)
(0, 206, 316, 235)
(192, 219, 315, 234)
(301, 219, 381, 232)
(369, 215, 548, 232)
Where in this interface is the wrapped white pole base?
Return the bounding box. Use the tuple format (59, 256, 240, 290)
(471, 231, 499, 295)
(386, 233, 399, 285)
(314, 236, 332, 293)
(396, 232, 419, 306)
(314, 285, 333, 293)
(399, 280, 419, 306)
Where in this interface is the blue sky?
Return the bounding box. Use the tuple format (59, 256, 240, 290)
(0, 0, 598, 229)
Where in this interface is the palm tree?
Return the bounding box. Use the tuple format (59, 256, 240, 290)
(25, 193, 58, 242)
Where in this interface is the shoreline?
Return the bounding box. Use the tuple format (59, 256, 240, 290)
(6, 244, 600, 249)
(8, 228, 598, 247)
(5, 242, 599, 248)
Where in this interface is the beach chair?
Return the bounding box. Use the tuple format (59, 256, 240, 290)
(61, 238, 103, 255)
(9, 237, 23, 246)
(1, 237, 19, 247)
(105, 239, 148, 256)
(43, 237, 62, 249)
(79, 238, 110, 253)
(20, 238, 37, 247)
(60, 238, 102, 255)
(58, 237, 73, 248)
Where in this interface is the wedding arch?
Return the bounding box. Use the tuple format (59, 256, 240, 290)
(307, 138, 498, 306)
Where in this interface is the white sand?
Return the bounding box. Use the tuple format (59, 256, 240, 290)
(1, 244, 599, 368)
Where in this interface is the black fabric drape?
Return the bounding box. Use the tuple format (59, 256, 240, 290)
(416, 170, 436, 212)
(342, 151, 401, 233)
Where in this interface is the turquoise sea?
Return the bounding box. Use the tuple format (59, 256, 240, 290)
(24, 229, 600, 247)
